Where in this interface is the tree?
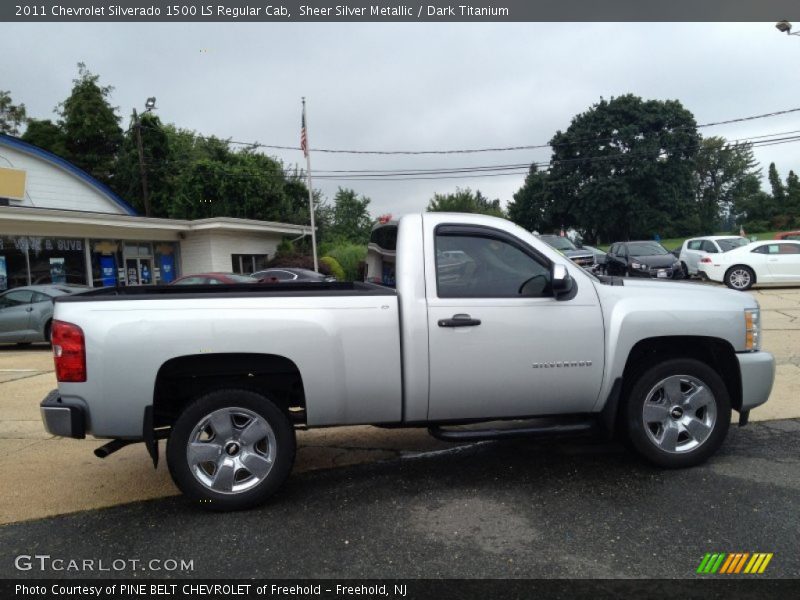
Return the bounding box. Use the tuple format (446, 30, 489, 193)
(694, 137, 761, 233)
(328, 188, 373, 244)
(0, 90, 27, 136)
(427, 187, 504, 217)
(58, 63, 123, 185)
(785, 170, 800, 225)
(546, 94, 701, 242)
(768, 162, 785, 205)
(21, 119, 66, 156)
(507, 164, 554, 233)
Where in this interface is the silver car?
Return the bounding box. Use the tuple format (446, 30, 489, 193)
(0, 285, 84, 345)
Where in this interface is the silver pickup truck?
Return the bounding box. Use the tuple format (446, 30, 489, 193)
(41, 213, 775, 510)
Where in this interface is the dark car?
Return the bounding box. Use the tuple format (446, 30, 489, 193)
(536, 235, 595, 269)
(605, 241, 684, 279)
(171, 273, 258, 285)
(252, 268, 336, 283)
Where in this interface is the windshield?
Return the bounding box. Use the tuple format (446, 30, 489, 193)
(717, 237, 749, 252)
(541, 236, 577, 251)
(627, 242, 669, 256)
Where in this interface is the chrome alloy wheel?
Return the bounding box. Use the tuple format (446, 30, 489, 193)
(186, 407, 276, 494)
(728, 268, 752, 290)
(642, 375, 717, 454)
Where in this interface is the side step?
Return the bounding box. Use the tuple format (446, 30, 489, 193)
(428, 417, 597, 442)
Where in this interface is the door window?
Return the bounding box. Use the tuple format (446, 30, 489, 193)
(0, 290, 33, 308)
(435, 231, 551, 298)
(701, 241, 718, 253)
(777, 243, 800, 254)
(687, 240, 703, 250)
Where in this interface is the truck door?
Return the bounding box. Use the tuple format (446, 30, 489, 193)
(425, 224, 605, 421)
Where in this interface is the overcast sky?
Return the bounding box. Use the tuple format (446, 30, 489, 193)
(2, 22, 799, 217)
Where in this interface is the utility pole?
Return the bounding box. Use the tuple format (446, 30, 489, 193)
(132, 108, 151, 217)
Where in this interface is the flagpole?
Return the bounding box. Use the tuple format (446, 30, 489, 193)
(302, 97, 319, 272)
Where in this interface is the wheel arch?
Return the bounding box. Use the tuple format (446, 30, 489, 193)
(620, 336, 742, 412)
(153, 353, 307, 430)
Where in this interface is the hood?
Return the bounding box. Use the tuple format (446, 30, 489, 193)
(629, 254, 677, 268)
(597, 277, 759, 309)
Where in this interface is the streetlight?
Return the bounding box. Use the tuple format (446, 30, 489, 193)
(132, 97, 156, 216)
(775, 20, 800, 36)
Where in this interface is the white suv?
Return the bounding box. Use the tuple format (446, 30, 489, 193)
(679, 236, 749, 277)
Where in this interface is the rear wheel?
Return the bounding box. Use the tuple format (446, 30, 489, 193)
(44, 320, 52, 344)
(623, 358, 730, 468)
(167, 389, 296, 510)
(680, 262, 689, 279)
(725, 265, 755, 291)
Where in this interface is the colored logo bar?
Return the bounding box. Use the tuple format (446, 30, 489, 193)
(697, 552, 773, 574)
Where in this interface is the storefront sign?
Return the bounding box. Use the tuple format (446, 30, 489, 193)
(100, 255, 116, 286)
(0, 167, 26, 201)
(0, 236, 83, 253)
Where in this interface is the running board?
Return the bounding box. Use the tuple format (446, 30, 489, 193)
(428, 417, 597, 442)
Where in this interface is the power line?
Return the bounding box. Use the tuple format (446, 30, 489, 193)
(136, 106, 800, 156)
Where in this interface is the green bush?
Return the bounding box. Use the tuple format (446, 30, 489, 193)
(327, 243, 367, 281)
(320, 256, 345, 281)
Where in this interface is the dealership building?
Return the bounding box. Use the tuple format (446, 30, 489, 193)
(0, 134, 311, 291)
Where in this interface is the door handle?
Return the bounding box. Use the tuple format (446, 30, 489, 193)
(438, 313, 481, 328)
(768, 258, 779, 262)
(25, 307, 34, 312)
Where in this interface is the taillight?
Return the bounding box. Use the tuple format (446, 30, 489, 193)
(700, 257, 712, 263)
(52, 320, 86, 382)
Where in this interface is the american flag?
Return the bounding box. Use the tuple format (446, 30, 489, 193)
(300, 107, 308, 157)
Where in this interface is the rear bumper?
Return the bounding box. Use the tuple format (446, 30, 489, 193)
(40, 389, 86, 439)
(737, 351, 775, 411)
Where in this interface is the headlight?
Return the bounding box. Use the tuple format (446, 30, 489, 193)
(631, 261, 647, 270)
(744, 307, 760, 351)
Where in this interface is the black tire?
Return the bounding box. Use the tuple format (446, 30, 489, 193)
(724, 265, 755, 291)
(680, 262, 690, 279)
(622, 358, 731, 468)
(167, 389, 296, 511)
(44, 320, 52, 344)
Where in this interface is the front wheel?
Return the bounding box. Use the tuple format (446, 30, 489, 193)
(623, 358, 731, 468)
(167, 389, 296, 510)
(725, 265, 755, 291)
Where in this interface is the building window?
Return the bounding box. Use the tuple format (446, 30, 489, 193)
(0, 235, 87, 290)
(231, 254, 269, 274)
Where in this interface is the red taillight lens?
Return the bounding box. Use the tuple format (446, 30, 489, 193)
(52, 320, 86, 382)
(700, 257, 712, 263)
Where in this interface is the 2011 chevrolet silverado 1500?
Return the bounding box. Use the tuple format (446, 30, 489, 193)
(40, 213, 775, 510)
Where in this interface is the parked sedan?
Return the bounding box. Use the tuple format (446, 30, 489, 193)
(698, 240, 800, 290)
(252, 268, 336, 283)
(605, 241, 684, 279)
(0, 285, 82, 344)
(679, 235, 749, 277)
(775, 230, 800, 241)
(171, 273, 258, 285)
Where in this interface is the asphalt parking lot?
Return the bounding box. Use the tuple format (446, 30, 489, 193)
(0, 284, 798, 578)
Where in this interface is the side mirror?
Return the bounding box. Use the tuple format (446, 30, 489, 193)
(552, 263, 574, 298)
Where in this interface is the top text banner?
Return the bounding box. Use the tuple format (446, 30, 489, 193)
(4, 1, 800, 22)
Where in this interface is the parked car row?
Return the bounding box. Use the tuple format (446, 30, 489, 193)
(538, 230, 800, 291)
